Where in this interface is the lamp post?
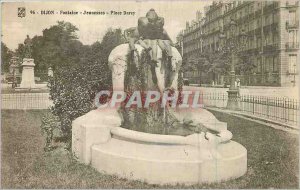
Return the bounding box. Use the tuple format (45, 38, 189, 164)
(219, 18, 248, 110)
(10, 56, 19, 89)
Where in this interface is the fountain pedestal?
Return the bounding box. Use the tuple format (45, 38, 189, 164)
(72, 109, 247, 185)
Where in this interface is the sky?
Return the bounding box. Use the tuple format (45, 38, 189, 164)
(1, 0, 211, 51)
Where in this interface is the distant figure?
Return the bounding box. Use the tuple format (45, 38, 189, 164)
(236, 78, 240, 88)
(24, 35, 33, 58)
(236, 78, 241, 96)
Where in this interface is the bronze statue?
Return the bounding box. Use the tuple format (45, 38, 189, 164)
(24, 35, 33, 58)
(124, 27, 152, 52)
(125, 9, 173, 66)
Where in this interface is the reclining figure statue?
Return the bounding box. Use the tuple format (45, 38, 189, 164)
(124, 8, 173, 66)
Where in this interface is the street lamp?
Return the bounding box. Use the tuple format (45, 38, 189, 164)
(219, 18, 248, 110)
(10, 56, 19, 89)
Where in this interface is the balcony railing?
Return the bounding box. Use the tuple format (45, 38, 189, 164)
(263, 2, 279, 14)
(286, 1, 299, 8)
(286, 21, 300, 29)
(286, 42, 300, 49)
(255, 10, 261, 18)
(263, 43, 278, 52)
(242, 47, 260, 55)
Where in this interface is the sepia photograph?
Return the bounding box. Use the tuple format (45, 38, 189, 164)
(1, 0, 299, 189)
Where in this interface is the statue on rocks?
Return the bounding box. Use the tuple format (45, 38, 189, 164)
(24, 35, 33, 58)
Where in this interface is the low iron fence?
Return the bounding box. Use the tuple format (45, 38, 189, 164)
(1, 92, 299, 126)
(200, 92, 299, 126)
(1, 93, 53, 110)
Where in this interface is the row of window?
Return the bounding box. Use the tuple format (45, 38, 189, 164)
(185, 2, 298, 38)
(185, 33, 280, 51)
(206, 4, 223, 22)
(184, 17, 281, 44)
(185, 28, 299, 52)
(184, 54, 297, 77)
(255, 56, 279, 73)
(224, 1, 278, 16)
(257, 54, 297, 74)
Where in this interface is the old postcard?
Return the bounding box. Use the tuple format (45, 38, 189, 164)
(1, 0, 299, 189)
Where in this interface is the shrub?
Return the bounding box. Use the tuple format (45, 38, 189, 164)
(48, 28, 124, 146)
(48, 61, 112, 144)
(40, 112, 61, 151)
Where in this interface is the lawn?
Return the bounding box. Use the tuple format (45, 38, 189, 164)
(1, 110, 299, 188)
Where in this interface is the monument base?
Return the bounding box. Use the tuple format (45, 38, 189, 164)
(14, 87, 43, 91)
(19, 58, 36, 89)
(72, 109, 247, 185)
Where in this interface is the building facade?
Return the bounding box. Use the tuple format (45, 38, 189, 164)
(181, 1, 299, 87)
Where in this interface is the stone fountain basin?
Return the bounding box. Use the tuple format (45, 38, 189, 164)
(72, 109, 247, 185)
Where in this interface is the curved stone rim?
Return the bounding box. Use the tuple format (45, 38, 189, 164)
(111, 127, 191, 145)
(91, 138, 247, 185)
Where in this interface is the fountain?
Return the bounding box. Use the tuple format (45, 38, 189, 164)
(72, 9, 247, 185)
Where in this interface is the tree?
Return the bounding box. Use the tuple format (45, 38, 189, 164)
(236, 52, 256, 75)
(98, 28, 125, 62)
(205, 50, 230, 83)
(186, 53, 209, 85)
(186, 50, 230, 85)
(234, 51, 257, 86)
(15, 21, 81, 74)
(1, 42, 13, 73)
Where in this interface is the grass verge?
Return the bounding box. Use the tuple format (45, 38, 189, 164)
(1, 110, 298, 188)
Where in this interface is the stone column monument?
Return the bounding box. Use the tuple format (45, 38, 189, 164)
(20, 58, 36, 88)
(19, 35, 36, 89)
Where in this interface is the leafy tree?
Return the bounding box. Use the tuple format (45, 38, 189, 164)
(15, 21, 81, 74)
(1, 42, 13, 73)
(186, 53, 208, 85)
(98, 28, 125, 62)
(186, 50, 230, 84)
(15, 43, 25, 61)
(205, 50, 230, 82)
(236, 52, 256, 75)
